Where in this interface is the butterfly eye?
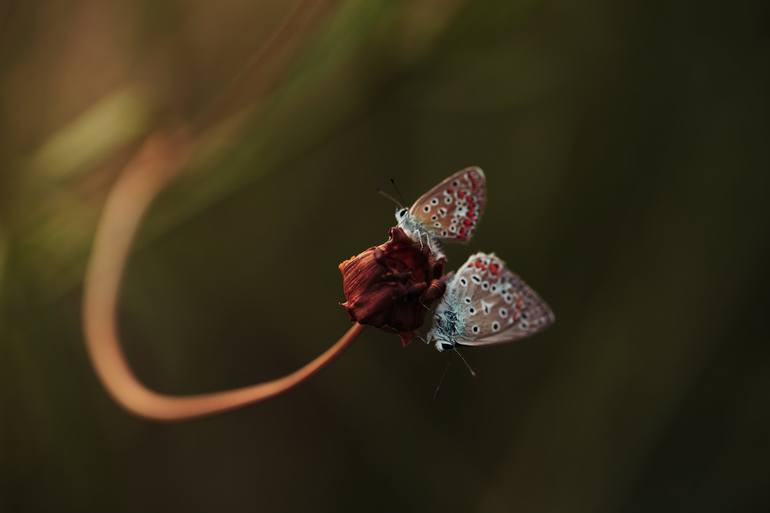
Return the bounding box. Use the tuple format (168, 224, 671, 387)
(398, 209, 407, 218)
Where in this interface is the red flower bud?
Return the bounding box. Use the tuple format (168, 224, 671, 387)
(339, 228, 446, 346)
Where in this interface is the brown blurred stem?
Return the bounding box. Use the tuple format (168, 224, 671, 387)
(82, 0, 360, 422)
(83, 133, 362, 422)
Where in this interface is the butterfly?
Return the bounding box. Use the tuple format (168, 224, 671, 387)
(394, 167, 486, 256)
(427, 252, 555, 352)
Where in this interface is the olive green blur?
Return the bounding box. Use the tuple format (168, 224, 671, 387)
(1, 1, 769, 512)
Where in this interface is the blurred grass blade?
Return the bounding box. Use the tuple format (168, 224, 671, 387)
(26, 87, 152, 181)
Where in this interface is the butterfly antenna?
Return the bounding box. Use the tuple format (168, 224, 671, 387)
(453, 347, 477, 377)
(433, 358, 452, 400)
(377, 188, 404, 208)
(389, 178, 407, 205)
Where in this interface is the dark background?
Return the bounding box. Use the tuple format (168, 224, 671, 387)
(2, 1, 769, 512)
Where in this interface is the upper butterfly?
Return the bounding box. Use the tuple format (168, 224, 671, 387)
(427, 252, 555, 352)
(395, 167, 486, 257)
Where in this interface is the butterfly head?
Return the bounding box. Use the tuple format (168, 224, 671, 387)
(394, 207, 422, 243)
(426, 326, 453, 352)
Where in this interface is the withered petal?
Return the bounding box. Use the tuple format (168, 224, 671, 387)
(339, 227, 446, 342)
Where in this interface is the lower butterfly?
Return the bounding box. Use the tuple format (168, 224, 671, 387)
(427, 252, 555, 352)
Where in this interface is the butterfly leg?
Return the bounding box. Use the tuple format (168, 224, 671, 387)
(423, 278, 446, 302)
(414, 231, 426, 251)
(415, 278, 445, 310)
(404, 282, 427, 297)
(380, 270, 411, 283)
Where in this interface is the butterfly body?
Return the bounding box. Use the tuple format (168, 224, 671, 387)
(429, 294, 467, 352)
(427, 252, 555, 352)
(395, 167, 486, 257)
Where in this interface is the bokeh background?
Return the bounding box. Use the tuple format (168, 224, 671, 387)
(2, 1, 769, 512)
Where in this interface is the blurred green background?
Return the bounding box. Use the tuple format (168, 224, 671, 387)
(2, 1, 769, 512)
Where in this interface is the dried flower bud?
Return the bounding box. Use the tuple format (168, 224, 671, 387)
(339, 227, 446, 346)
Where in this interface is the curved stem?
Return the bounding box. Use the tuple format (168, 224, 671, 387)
(82, 133, 363, 422)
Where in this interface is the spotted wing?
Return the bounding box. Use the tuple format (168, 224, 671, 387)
(408, 167, 486, 243)
(449, 252, 554, 346)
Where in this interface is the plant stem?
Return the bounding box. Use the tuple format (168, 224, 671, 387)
(82, 133, 362, 422)
(79, 0, 356, 422)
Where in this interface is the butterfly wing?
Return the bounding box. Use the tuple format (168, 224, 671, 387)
(408, 167, 486, 243)
(449, 252, 554, 347)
